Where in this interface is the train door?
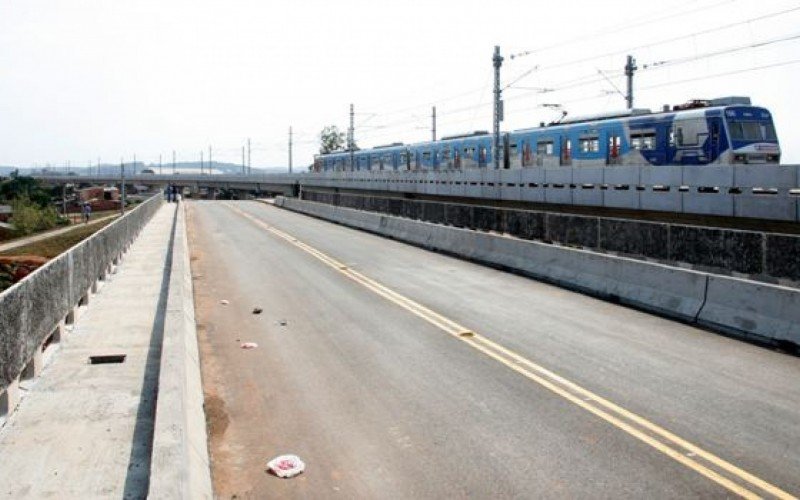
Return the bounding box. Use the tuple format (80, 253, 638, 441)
(479, 143, 488, 168)
(560, 137, 572, 166)
(607, 134, 621, 165)
(707, 118, 722, 162)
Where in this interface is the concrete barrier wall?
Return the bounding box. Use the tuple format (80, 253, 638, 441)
(0, 195, 163, 398)
(277, 197, 800, 348)
(148, 204, 213, 499)
(302, 190, 800, 285)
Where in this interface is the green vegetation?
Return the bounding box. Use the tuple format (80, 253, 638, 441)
(9, 197, 62, 235)
(319, 125, 347, 154)
(0, 174, 68, 236)
(0, 173, 58, 208)
(0, 217, 115, 259)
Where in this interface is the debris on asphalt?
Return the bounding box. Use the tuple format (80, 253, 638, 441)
(220, 299, 230, 305)
(267, 454, 305, 478)
(252, 307, 263, 314)
(240, 342, 258, 350)
(278, 319, 288, 326)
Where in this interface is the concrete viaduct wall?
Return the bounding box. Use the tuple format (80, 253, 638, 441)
(33, 163, 800, 222)
(276, 197, 800, 349)
(0, 195, 163, 416)
(301, 190, 800, 286)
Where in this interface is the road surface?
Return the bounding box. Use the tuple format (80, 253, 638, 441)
(188, 200, 800, 499)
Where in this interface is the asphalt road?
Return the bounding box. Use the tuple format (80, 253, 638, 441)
(188, 200, 800, 499)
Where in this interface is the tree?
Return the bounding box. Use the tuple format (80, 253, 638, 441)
(319, 125, 346, 154)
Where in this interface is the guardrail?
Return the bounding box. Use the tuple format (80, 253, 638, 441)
(0, 195, 163, 420)
(33, 164, 800, 221)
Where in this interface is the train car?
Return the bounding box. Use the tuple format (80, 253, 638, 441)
(505, 96, 780, 167)
(314, 96, 780, 172)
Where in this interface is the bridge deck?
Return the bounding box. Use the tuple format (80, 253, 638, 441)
(0, 203, 176, 498)
(189, 200, 800, 498)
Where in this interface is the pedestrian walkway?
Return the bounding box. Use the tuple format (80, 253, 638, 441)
(0, 213, 118, 253)
(0, 203, 176, 499)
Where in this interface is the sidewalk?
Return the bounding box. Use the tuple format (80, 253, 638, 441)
(0, 203, 177, 499)
(0, 213, 119, 253)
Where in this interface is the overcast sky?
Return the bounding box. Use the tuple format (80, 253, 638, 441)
(1, 0, 799, 169)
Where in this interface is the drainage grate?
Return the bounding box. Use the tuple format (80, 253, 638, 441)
(89, 354, 127, 365)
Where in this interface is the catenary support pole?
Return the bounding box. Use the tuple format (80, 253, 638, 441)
(493, 45, 504, 170)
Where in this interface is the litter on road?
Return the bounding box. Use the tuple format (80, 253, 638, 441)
(266, 455, 305, 478)
(240, 342, 258, 350)
(252, 307, 263, 314)
(220, 299, 230, 305)
(278, 319, 288, 326)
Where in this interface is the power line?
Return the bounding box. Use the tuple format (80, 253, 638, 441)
(509, 0, 738, 60)
(505, 4, 800, 88)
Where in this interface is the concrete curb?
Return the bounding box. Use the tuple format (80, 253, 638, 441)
(148, 202, 213, 499)
(276, 197, 800, 348)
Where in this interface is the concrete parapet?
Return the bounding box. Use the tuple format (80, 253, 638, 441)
(300, 190, 800, 285)
(698, 276, 800, 345)
(148, 203, 213, 499)
(279, 197, 799, 348)
(0, 195, 163, 401)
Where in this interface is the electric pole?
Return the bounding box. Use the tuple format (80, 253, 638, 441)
(159, 154, 162, 175)
(247, 138, 251, 175)
(200, 151, 204, 175)
(493, 45, 504, 170)
(289, 126, 293, 173)
(172, 150, 176, 174)
(432, 106, 437, 142)
(120, 158, 126, 215)
(133, 154, 136, 176)
(208, 145, 212, 174)
(625, 55, 637, 110)
(348, 103, 355, 169)
(242, 145, 246, 175)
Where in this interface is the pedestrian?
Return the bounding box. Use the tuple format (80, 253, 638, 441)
(82, 203, 92, 224)
(166, 184, 172, 202)
(171, 185, 178, 203)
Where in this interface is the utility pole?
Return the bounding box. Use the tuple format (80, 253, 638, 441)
(172, 150, 176, 174)
(493, 45, 504, 170)
(625, 55, 637, 110)
(432, 106, 437, 142)
(133, 154, 136, 176)
(247, 138, 251, 175)
(200, 151, 204, 175)
(159, 154, 162, 175)
(208, 145, 212, 174)
(289, 126, 293, 173)
(120, 158, 126, 215)
(348, 103, 355, 170)
(242, 145, 246, 175)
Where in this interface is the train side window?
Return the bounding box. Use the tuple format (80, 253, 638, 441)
(422, 151, 431, 164)
(508, 143, 518, 157)
(382, 153, 393, 170)
(537, 140, 554, 155)
(631, 132, 656, 150)
(579, 136, 599, 153)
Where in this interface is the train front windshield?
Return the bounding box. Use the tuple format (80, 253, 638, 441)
(727, 119, 777, 143)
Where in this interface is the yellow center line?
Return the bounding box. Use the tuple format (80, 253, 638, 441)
(225, 202, 797, 500)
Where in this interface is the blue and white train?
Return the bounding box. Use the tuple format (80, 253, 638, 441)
(313, 97, 780, 172)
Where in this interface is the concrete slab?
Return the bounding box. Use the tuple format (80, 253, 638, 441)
(0, 203, 177, 499)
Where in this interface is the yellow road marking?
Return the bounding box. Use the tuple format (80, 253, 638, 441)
(225, 202, 797, 500)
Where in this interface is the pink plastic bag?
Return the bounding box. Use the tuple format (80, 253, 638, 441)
(267, 454, 305, 478)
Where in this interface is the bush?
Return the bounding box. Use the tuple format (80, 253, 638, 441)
(10, 198, 59, 235)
